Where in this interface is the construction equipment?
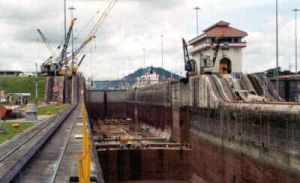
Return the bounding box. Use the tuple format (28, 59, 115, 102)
(37, 29, 59, 58)
(70, 36, 95, 74)
(39, 18, 76, 76)
(58, 18, 77, 76)
(38, 0, 118, 76)
(77, 55, 86, 68)
(37, 29, 59, 74)
(182, 38, 197, 78)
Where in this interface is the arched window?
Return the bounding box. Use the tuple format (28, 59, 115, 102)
(219, 58, 232, 74)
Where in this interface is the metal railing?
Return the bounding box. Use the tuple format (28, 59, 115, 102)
(78, 101, 92, 183)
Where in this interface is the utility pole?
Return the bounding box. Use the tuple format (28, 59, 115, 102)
(275, 0, 279, 91)
(292, 8, 299, 73)
(64, 0, 67, 41)
(160, 34, 164, 69)
(194, 7, 200, 36)
(64, 0, 67, 66)
(35, 62, 38, 103)
(69, 7, 76, 66)
(144, 49, 146, 69)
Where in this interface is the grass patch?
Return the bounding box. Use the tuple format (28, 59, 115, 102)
(0, 122, 34, 144)
(38, 104, 70, 115)
(0, 76, 46, 103)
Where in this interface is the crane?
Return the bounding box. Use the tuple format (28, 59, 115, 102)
(77, 54, 86, 68)
(58, 18, 77, 75)
(182, 38, 197, 78)
(87, 0, 117, 38)
(40, 18, 76, 76)
(38, 0, 118, 76)
(70, 36, 95, 74)
(200, 33, 225, 74)
(70, 0, 118, 74)
(37, 29, 60, 74)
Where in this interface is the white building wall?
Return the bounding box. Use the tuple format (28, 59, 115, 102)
(193, 47, 243, 74)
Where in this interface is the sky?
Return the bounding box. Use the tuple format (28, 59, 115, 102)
(0, 0, 299, 79)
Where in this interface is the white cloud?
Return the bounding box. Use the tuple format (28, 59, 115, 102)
(244, 15, 298, 73)
(0, 0, 299, 79)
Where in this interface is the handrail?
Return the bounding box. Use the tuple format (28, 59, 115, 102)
(78, 101, 92, 183)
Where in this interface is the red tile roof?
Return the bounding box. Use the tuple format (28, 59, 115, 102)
(203, 20, 248, 37)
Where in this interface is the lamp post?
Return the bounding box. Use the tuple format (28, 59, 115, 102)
(275, 0, 279, 91)
(292, 8, 299, 73)
(69, 7, 76, 64)
(143, 49, 146, 68)
(35, 62, 38, 103)
(64, 0, 67, 45)
(194, 7, 200, 36)
(160, 34, 164, 69)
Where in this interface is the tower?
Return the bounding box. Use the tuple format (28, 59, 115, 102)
(189, 20, 247, 75)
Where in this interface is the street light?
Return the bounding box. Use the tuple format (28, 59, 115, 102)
(194, 7, 200, 36)
(160, 34, 164, 69)
(35, 63, 38, 103)
(292, 8, 300, 73)
(64, 0, 67, 44)
(275, 0, 279, 91)
(143, 49, 146, 68)
(69, 7, 76, 63)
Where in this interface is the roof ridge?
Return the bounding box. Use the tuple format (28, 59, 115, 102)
(203, 20, 230, 32)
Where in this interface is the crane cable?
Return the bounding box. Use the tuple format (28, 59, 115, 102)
(75, 10, 100, 39)
(74, 0, 117, 57)
(72, 0, 117, 73)
(87, 0, 118, 38)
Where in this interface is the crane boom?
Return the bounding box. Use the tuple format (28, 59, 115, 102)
(212, 39, 222, 66)
(37, 29, 58, 57)
(59, 18, 77, 66)
(73, 36, 95, 56)
(71, 36, 95, 73)
(77, 54, 86, 68)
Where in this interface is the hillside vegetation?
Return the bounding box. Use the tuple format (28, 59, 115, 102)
(38, 104, 70, 115)
(93, 67, 182, 89)
(0, 122, 34, 144)
(0, 77, 46, 103)
(123, 67, 182, 81)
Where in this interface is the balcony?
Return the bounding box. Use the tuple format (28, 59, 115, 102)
(190, 41, 247, 54)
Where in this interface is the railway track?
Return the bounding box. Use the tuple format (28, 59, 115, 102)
(10, 104, 81, 183)
(0, 74, 100, 183)
(0, 105, 76, 183)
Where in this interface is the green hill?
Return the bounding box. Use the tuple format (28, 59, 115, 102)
(0, 77, 46, 103)
(123, 67, 182, 81)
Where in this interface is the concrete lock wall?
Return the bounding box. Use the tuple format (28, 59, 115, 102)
(98, 149, 191, 182)
(86, 81, 190, 142)
(124, 83, 173, 139)
(86, 74, 300, 183)
(189, 107, 300, 183)
(44, 76, 75, 104)
(270, 79, 300, 102)
(86, 89, 127, 119)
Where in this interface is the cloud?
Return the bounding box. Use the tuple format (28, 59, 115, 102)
(0, 0, 299, 79)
